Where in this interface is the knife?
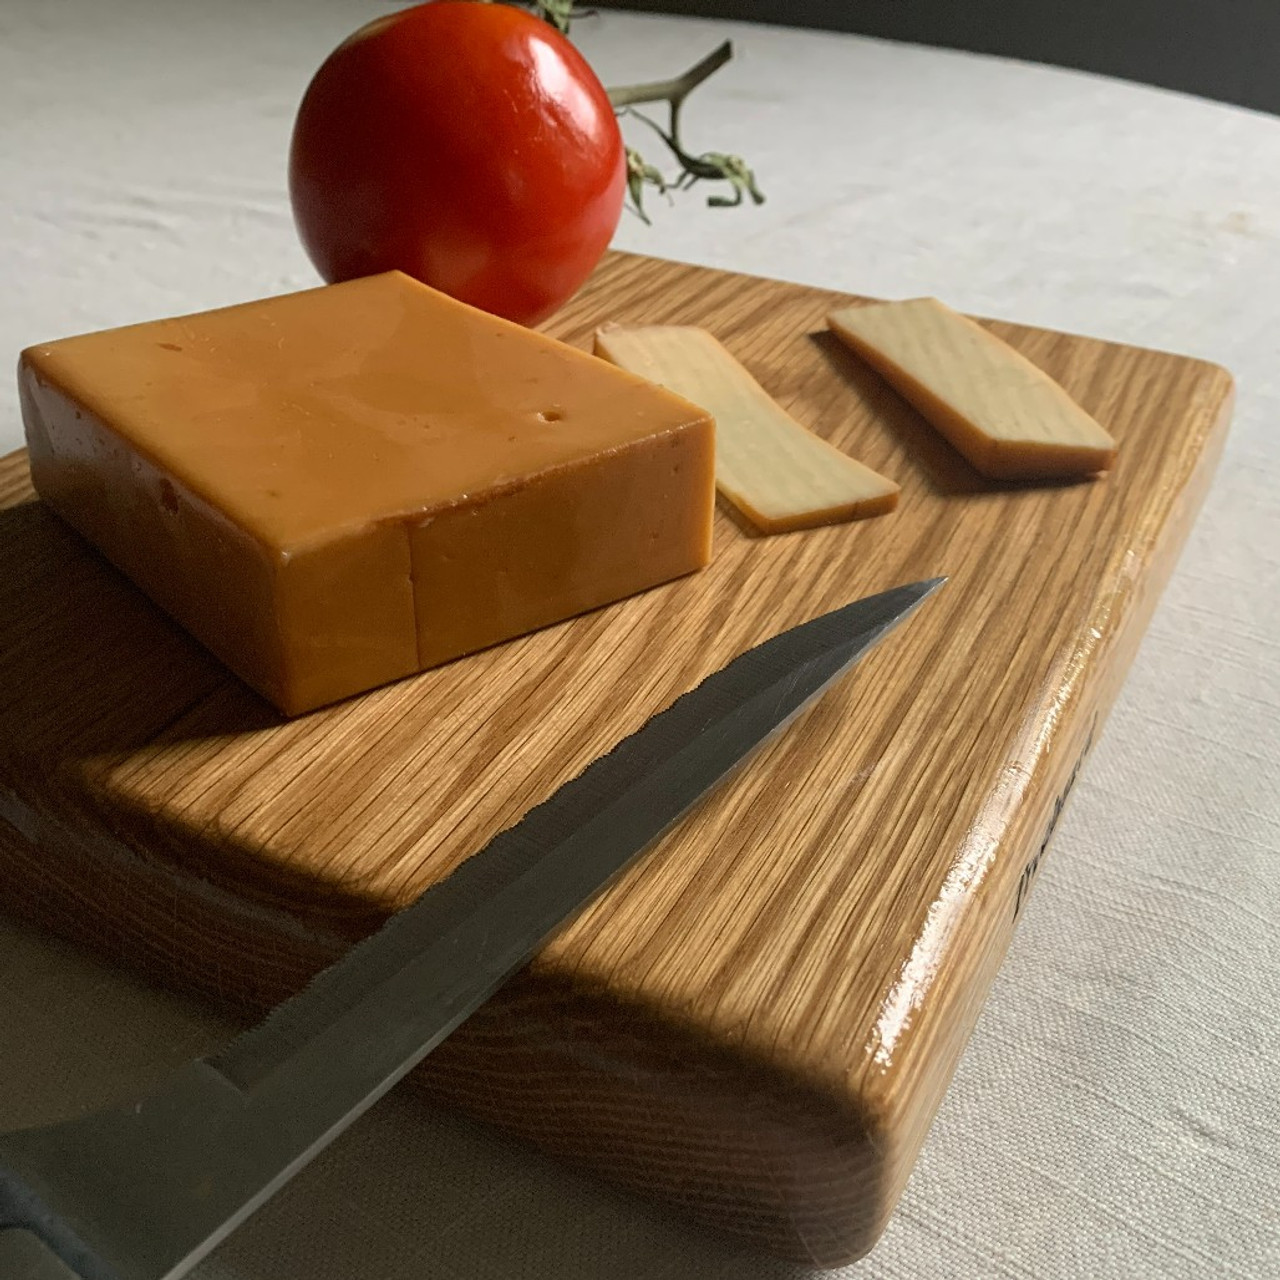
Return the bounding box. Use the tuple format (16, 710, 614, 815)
(0, 579, 943, 1280)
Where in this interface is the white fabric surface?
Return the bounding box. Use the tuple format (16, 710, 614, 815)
(2, 2, 1278, 1276)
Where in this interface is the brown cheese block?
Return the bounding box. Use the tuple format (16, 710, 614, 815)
(19, 271, 715, 715)
(827, 297, 1118, 479)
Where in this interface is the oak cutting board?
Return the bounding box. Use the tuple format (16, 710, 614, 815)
(0, 253, 1233, 1266)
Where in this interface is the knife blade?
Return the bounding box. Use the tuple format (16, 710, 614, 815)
(0, 578, 943, 1280)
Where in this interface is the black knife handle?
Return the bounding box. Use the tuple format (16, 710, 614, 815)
(0, 1228, 85, 1280)
(0, 1151, 110, 1280)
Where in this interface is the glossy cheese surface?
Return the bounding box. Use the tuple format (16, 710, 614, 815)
(19, 271, 715, 714)
(828, 297, 1118, 479)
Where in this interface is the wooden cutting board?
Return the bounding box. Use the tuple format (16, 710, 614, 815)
(0, 253, 1232, 1267)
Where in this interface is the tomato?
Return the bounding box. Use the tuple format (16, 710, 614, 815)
(288, 2, 626, 327)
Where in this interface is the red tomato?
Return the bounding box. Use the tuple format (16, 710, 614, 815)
(288, 2, 625, 326)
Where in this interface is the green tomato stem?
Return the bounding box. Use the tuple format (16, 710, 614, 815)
(606, 40, 732, 110)
(505, 4, 763, 219)
(605, 42, 764, 216)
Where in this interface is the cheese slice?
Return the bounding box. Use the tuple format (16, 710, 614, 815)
(827, 298, 1117, 480)
(593, 323, 898, 534)
(20, 272, 715, 715)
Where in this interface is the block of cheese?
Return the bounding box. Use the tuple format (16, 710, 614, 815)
(827, 297, 1118, 479)
(19, 271, 716, 716)
(593, 323, 898, 534)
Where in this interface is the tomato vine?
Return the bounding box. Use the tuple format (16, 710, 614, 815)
(508, 2, 764, 221)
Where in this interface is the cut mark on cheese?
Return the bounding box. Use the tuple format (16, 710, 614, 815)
(593, 323, 898, 535)
(827, 298, 1117, 481)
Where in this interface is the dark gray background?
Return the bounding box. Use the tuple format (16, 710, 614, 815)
(602, 0, 1280, 115)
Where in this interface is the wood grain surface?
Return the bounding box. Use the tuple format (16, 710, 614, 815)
(0, 253, 1233, 1266)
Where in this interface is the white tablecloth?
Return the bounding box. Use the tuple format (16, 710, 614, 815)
(2, 3, 1277, 1276)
